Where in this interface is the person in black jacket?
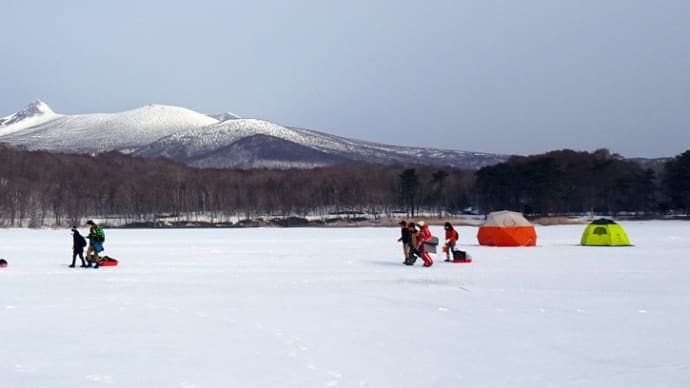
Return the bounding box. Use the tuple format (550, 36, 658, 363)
(70, 227, 88, 268)
(397, 220, 411, 264)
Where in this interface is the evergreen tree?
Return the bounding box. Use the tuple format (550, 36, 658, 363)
(398, 168, 420, 217)
(663, 150, 690, 215)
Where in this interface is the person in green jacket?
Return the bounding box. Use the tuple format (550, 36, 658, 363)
(85, 220, 105, 268)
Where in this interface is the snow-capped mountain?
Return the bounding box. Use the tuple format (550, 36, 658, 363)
(135, 118, 505, 169)
(0, 101, 218, 153)
(0, 100, 506, 169)
(0, 100, 59, 136)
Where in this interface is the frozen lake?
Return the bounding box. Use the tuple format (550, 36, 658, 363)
(1, 222, 690, 387)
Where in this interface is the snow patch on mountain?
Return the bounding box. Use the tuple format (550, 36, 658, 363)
(207, 112, 242, 122)
(0, 100, 61, 136)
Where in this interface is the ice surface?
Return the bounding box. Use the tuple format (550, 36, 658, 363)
(1, 221, 689, 387)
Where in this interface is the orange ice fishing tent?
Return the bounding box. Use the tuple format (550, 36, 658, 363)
(477, 210, 537, 247)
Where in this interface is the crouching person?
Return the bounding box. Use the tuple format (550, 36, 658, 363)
(415, 221, 434, 267)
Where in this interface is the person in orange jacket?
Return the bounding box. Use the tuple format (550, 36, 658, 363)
(443, 222, 459, 262)
(415, 221, 434, 267)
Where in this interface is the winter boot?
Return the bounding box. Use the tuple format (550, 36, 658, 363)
(421, 251, 433, 267)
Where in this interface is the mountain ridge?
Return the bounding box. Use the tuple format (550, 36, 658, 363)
(1, 100, 506, 169)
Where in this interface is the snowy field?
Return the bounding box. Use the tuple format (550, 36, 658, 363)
(1, 222, 690, 388)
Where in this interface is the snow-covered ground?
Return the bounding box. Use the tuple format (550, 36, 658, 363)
(1, 222, 689, 388)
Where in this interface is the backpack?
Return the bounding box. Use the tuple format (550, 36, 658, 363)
(96, 227, 105, 243)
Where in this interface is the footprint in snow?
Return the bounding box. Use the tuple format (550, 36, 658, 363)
(86, 374, 114, 384)
(15, 364, 37, 373)
(327, 371, 343, 386)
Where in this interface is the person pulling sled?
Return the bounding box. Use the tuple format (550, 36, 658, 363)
(85, 220, 105, 268)
(443, 222, 459, 262)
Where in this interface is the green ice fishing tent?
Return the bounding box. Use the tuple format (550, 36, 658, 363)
(580, 218, 631, 246)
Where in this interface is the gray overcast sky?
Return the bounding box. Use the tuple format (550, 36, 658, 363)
(1, 0, 689, 158)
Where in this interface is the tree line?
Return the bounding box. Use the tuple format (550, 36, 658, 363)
(0, 144, 688, 227)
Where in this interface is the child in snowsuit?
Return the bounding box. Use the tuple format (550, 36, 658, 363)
(85, 220, 105, 268)
(443, 222, 459, 262)
(415, 221, 434, 267)
(397, 220, 411, 263)
(70, 227, 87, 268)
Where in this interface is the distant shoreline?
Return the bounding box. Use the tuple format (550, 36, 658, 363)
(111, 215, 688, 229)
(2, 215, 687, 230)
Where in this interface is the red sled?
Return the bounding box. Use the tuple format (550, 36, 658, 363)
(98, 257, 119, 267)
(452, 258, 472, 264)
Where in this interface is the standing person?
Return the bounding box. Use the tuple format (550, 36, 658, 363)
(415, 221, 434, 267)
(443, 222, 459, 262)
(85, 220, 105, 268)
(70, 226, 88, 268)
(405, 222, 419, 265)
(397, 220, 411, 264)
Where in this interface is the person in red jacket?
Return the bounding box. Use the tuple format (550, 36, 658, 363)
(415, 221, 434, 267)
(443, 222, 459, 262)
